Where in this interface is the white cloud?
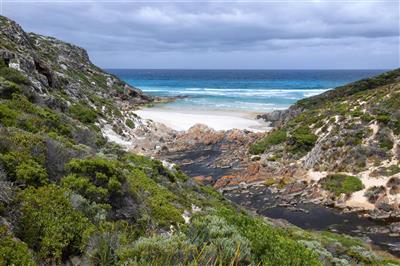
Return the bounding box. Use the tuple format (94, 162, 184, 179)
(2, 0, 399, 68)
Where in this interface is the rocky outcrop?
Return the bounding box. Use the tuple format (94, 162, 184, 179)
(0, 15, 151, 105)
(256, 107, 301, 127)
(0, 15, 156, 150)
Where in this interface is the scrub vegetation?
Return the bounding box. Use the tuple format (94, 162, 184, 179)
(0, 15, 398, 265)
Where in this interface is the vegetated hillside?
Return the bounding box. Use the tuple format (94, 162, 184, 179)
(0, 15, 398, 265)
(251, 69, 400, 213)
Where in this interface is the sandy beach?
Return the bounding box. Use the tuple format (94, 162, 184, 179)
(135, 107, 270, 132)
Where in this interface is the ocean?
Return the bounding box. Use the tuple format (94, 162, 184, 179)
(108, 69, 386, 113)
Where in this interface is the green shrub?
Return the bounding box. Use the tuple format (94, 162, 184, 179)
(62, 174, 110, 203)
(376, 114, 391, 124)
(117, 234, 197, 266)
(125, 119, 135, 129)
(16, 185, 93, 262)
(187, 214, 252, 264)
(360, 113, 374, 122)
(289, 126, 318, 155)
(213, 208, 321, 265)
(0, 103, 18, 126)
(320, 174, 364, 196)
(364, 186, 386, 203)
(380, 138, 394, 151)
(0, 66, 29, 85)
(0, 226, 36, 266)
(349, 108, 363, 117)
(249, 129, 287, 155)
(0, 78, 22, 99)
(382, 165, 400, 176)
(62, 158, 123, 203)
(69, 102, 98, 124)
(128, 169, 184, 226)
(15, 159, 48, 186)
(125, 154, 179, 183)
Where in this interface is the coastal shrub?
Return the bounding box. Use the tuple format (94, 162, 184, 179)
(62, 158, 124, 203)
(289, 126, 318, 156)
(85, 230, 119, 266)
(84, 221, 139, 265)
(0, 78, 22, 99)
(214, 208, 321, 265)
(126, 154, 178, 183)
(349, 108, 363, 117)
(15, 159, 48, 186)
(364, 186, 386, 203)
(117, 234, 197, 265)
(360, 113, 374, 122)
(125, 118, 135, 129)
(0, 226, 36, 266)
(187, 214, 252, 264)
(0, 65, 30, 85)
(382, 165, 400, 176)
(376, 114, 391, 124)
(68, 102, 98, 124)
(249, 129, 287, 155)
(16, 185, 93, 263)
(128, 168, 184, 226)
(0, 152, 31, 180)
(320, 174, 364, 196)
(0, 103, 18, 126)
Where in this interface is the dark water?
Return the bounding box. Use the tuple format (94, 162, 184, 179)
(167, 148, 400, 257)
(226, 186, 400, 257)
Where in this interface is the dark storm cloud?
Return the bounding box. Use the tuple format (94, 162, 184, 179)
(2, 0, 399, 68)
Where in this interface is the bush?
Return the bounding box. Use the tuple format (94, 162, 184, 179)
(0, 226, 36, 266)
(213, 208, 321, 265)
(0, 103, 17, 126)
(249, 129, 287, 155)
(320, 174, 364, 196)
(0, 66, 29, 85)
(383, 165, 400, 176)
(62, 174, 110, 203)
(128, 168, 184, 226)
(68, 102, 98, 124)
(376, 114, 391, 124)
(117, 234, 197, 265)
(62, 158, 123, 203)
(364, 186, 386, 203)
(289, 126, 318, 155)
(16, 185, 93, 263)
(15, 159, 48, 186)
(0, 78, 22, 99)
(187, 214, 252, 264)
(125, 119, 135, 129)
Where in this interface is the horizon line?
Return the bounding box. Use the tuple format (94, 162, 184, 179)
(103, 68, 392, 71)
(101, 67, 392, 71)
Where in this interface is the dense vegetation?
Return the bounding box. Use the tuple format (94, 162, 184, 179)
(0, 15, 399, 265)
(320, 174, 364, 196)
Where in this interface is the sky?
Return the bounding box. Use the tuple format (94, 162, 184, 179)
(1, 0, 399, 69)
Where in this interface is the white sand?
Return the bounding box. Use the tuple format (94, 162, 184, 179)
(135, 107, 270, 132)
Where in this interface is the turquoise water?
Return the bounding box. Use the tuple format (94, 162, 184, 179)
(108, 69, 386, 112)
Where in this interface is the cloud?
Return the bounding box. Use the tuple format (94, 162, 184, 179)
(2, 0, 399, 68)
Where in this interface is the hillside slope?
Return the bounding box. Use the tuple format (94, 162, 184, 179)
(0, 16, 398, 265)
(250, 69, 400, 216)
